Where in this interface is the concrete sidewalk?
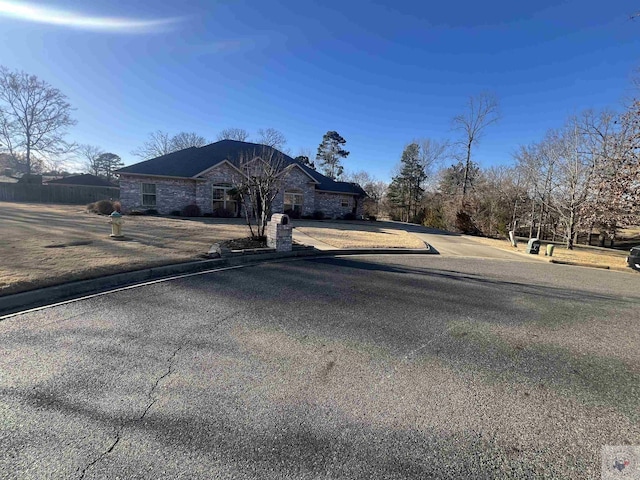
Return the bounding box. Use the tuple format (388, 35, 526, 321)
(292, 228, 336, 250)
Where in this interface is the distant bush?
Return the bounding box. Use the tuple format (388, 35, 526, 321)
(213, 207, 234, 218)
(203, 212, 214, 217)
(343, 212, 357, 220)
(128, 210, 143, 216)
(112, 201, 122, 213)
(144, 209, 159, 216)
(87, 199, 115, 215)
(181, 204, 201, 217)
(312, 210, 325, 220)
(368, 215, 377, 221)
(170, 210, 181, 216)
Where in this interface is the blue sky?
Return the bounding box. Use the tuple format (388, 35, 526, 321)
(0, 0, 639, 181)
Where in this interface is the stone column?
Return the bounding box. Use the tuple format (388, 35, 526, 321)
(266, 213, 292, 252)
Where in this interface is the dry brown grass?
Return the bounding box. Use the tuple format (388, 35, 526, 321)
(295, 222, 426, 249)
(468, 235, 630, 270)
(0, 202, 251, 296)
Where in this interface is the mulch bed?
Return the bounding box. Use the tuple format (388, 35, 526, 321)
(220, 237, 267, 250)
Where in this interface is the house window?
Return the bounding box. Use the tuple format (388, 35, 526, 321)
(341, 198, 350, 208)
(141, 183, 156, 206)
(212, 184, 236, 214)
(284, 191, 303, 214)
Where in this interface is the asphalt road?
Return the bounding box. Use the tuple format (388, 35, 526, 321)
(1, 255, 639, 479)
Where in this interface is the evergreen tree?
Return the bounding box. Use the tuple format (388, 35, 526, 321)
(96, 153, 123, 182)
(387, 143, 428, 222)
(294, 155, 315, 169)
(316, 131, 349, 179)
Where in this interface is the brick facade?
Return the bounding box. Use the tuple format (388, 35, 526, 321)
(198, 162, 243, 215)
(119, 163, 364, 218)
(271, 166, 317, 216)
(314, 191, 364, 218)
(119, 175, 198, 214)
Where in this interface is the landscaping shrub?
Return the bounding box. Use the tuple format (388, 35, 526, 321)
(143, 209, 159, 216)
(170, 210, 181, 216)
(343, 212, 357, 220)
(181, 204, 202, 217)
(284, 208, 301, 219)
(212, 207, 234, 218)
(312, 210, 325, 220)
(203, 212, 214, 217)
(300, 214, 313, 219)
(455, 210, 481, 235)
(128, 210, 143, 216)
(368, 215, 377, 221)
(87, 199, 115, 215)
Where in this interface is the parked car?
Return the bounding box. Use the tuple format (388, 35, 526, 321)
(627, 246, 640, 271)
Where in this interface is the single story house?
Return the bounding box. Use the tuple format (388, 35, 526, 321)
(116, 140, 366, 218)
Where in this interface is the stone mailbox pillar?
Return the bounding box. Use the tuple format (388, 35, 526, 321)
(266, 213, 292, 252)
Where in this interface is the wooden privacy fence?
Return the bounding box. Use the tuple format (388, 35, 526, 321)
(0, 182, 120, 204)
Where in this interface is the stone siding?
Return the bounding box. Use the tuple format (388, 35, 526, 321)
(314, 191, 363, 218)
(198, 162, 243, 215)
(119, 175, 198, 214)
(271, 166, 317, 216)
(119, 164, 365, 218)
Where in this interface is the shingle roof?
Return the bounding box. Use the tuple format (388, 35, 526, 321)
(117, 140, 365, 196)
(46, 174, 116, 187)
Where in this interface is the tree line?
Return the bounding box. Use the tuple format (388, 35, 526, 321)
(383, 90, 640, 249)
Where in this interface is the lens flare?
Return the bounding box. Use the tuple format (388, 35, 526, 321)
(0, 1, 182, 33)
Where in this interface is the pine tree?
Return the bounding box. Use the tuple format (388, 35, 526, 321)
(387, 143, 428, 222)
(316, 131, 349, 180)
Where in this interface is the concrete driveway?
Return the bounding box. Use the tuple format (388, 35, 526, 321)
(372, 221, 539, 261)
(1, 255, 638, 479)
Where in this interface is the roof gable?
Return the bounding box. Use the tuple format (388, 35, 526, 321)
(117, 140, 365, 196)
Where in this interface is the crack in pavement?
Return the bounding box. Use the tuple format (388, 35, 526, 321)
(76, 308, 242, 479)
(139, 344, 183, 421)
(77, 344, 183, 480)
(77, 429, 121, 480)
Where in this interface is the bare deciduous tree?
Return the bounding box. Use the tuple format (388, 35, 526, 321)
(344, 170, 387, 217)
(256, 128, 287, 149)
(580, 105, 640, 245)
(452, 92, 500, 203)
(131, 130, 172, 159)
(232, 147, 292, 238)
(132, 130, 208, 159)
(417, 138, 450, 189)
(171, 131, 208, 150)
(79, 144, 104, 176)
(217, 128, 250, 142)
(0, 67, 76, 175)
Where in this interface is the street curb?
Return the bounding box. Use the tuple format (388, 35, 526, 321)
(0, 246, 435, 317)
(549, 259, 611, 269)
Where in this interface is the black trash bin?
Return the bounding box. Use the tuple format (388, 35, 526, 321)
(526, 238, 541, 255)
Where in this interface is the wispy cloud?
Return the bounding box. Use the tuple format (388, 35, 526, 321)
(0, 1, 184, 33)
